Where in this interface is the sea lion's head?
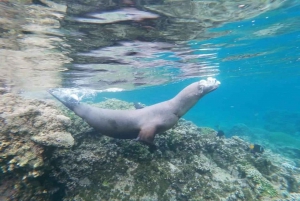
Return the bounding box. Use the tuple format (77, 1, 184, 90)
(198, 77, 221, 95)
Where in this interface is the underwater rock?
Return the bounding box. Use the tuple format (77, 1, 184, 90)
(94, 98, 137, 110)
(50, 99, 300, 201)
(227, 123, 300, 160)
(0, 87, 8, 95)
(31, 131, 74, 148)
(238, 163, 278, 197)
(278, 147, 300, 159)
(1, 93, 300, 201)
(0, 93, 78, 200)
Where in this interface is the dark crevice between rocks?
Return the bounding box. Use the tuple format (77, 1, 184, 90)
(41, 147, 66, 201)
(32, 0, 50, 7)
(33, 174, 65, 201)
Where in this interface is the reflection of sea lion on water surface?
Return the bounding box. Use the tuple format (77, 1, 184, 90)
(49, 77, 220, 148)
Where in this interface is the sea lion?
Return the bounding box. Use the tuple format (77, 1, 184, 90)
(49, 77, 220, 147)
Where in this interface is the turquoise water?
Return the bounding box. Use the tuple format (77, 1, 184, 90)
(1, 0, 298, 145)
(94, 2, 300, 133)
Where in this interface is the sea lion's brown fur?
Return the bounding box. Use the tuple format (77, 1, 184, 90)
(49, 77, 220, 146)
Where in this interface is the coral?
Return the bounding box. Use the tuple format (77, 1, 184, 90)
(238, 164, 278, 197)
(31, 131, 74, 148)
(282, 163, 300, 172)
(0, 93, 75, 200)
(94, 98, 137, 110)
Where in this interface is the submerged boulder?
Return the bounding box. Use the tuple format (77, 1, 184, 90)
(0, 93, 75, 200)
(0, 93, 299, 201)
(31, 131, 74, 148)
(51, 100, 300, 201)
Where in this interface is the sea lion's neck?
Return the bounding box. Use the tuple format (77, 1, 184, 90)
(168, 82, 203, 117)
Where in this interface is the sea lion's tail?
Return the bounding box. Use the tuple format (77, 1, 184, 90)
(48, 89, 80, 111)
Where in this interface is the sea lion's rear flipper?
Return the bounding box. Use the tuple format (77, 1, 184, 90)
(48, 89, 80, 111)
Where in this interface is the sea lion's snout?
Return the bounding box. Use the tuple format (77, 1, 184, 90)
(198, 77, 220, 94)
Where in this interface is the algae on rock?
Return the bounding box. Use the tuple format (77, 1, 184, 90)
(31, 131, 74, 148)
(0, 93, 75, 200)
(1, 94, 299, 201)
(50, 98, 300, 201)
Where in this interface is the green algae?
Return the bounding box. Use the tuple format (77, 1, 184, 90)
(238, 163, 278, 197)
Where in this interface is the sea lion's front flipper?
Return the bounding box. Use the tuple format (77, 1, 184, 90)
(137, 127, 157, 151)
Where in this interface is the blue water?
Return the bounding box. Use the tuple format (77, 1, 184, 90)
(94, 3, 300, 133)
(2, 0, 298, 142)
